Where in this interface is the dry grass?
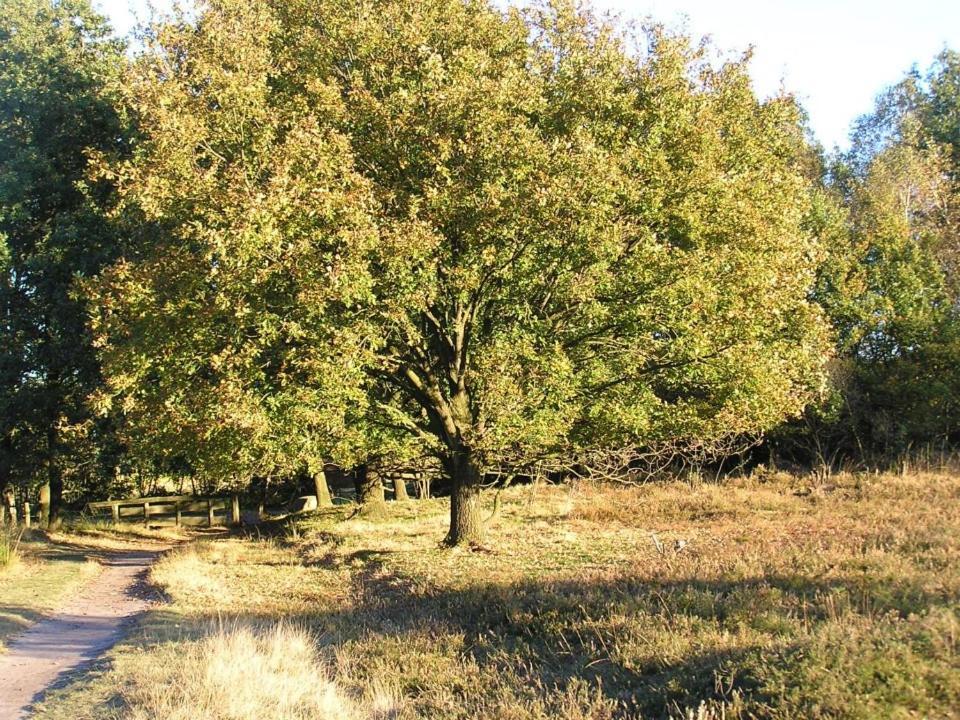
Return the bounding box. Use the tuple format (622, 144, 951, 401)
(31, 471, 960, 719)
(148, 538, 350, 618)
(115, 622, 399, 720)
(51, 517, 192, 550)
(0, 525, 23, 569)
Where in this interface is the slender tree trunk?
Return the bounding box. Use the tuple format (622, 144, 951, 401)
(356, 464, 384, 507)
(47, 428, 63, 529)
(393, 475, 409, 501)
(1, 483, 11, 526)
(416, 472, 431, 500)
(39, 482, 51, 526)
(313, 470, 332, 507)
(258, 476, 269, 520)
(4, 486, 16, 524)
(444, 449, 484, 545)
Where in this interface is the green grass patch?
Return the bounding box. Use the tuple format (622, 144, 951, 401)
(0, 534, 102, 650)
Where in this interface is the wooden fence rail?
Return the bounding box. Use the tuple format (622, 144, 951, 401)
(86, 494, 241, 527)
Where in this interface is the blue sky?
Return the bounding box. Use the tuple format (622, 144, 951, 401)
(94, 0, 960, 149)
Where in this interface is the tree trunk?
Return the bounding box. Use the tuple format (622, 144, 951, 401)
(356, 464, 384, 507)
(1, 484, 13, 525)
(258, 476, 269, 520)
(445, 450, 484, 546)
(39, 482, 51, 526)
(45, 426, 64, 528)
(48, 459, 63, 529)
(393, 475, 409, 501)
(313, 470, 332, 507)
(416, 472, 431, 500)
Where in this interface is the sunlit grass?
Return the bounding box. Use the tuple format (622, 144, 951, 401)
(32, 471, 960, 719)
(50, 516, 190, 550)
(116, 622, 399, 720)
(0, 525, 23, 569)
(0, 532, 102, 650)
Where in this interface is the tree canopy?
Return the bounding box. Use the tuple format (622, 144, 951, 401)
(2, 0, 957, 538)
(0, 0, 128, 520)
(90, 0, 831, 542)
(799, 50, 960, 461)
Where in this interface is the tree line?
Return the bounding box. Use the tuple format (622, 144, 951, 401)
(1, 0, 957, 543)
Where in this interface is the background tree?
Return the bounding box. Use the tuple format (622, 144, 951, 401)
(0, 0, 128, 523)
(795, 51, 960, 467)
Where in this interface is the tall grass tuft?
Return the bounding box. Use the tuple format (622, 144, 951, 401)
(0, 526, 23, 569)
(119, 621, 400, 720)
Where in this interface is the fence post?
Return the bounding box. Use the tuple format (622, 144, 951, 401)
(111, 502, 120, 524)
(231, 495, 240, 526)
(143, 501, 150, 526)
(416, 472, 431, 500)
(6, 497, 17, 525)
(207, 498, 214, 527)
(175, 500, 182, 527)
(23, 502, 31, 528)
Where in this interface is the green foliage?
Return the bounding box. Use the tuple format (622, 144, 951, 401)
(90, 0, 831, 538)
(88, 0, 387, 487)
(801, 51, 960, 462)
(0, 0, 129, 512)
(322, 1, 828, 456)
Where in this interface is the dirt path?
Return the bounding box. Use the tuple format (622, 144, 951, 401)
(0, 549, 162, 720)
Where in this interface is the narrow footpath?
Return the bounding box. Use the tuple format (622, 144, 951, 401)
(0, 550, 161, 720)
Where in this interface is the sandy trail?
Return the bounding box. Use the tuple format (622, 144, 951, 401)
(0, 549, 161, 720)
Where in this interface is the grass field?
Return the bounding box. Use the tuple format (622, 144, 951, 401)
(31, 470, 960, 719)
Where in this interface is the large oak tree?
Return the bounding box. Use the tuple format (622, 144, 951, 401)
(92, 0, 830, 543)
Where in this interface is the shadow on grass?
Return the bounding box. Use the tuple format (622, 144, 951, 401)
(53, 550, 955, 719)
(0, 605, 48, 645)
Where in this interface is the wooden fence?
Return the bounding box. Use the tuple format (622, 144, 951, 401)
(380, 469, 433, 500)
(86, 494, 241, 527)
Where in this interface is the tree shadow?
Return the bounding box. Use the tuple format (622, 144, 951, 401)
(0, 605, 48, 644)
(29, 538, 957, 719)
(82, 553, 957, 718)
